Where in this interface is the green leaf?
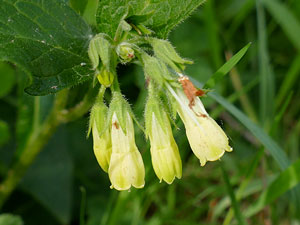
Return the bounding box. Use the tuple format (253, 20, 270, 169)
(245, 158, 300, 217)
(20, 128, 73, 224)
(0, 214, 23, 225)
(96, 0, 205, 39)
(70, 0, 98, 26)
(203, 43, 251, 89)
(262, 0, 300, 51)
(0, 62, 15, 98)
(0, 0, 94, 95)
(0, 120, 10, 147)
(70, 0, 88, 14)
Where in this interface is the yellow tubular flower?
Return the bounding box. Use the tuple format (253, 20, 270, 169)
(176, 89, 232, 166)
(149, 112, 182, 184)
(109, 112, 145, 190)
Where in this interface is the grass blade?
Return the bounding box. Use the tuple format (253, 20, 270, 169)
(256, 0, 275, 128)
(276, 54, 300, 107)
(203, 43, 251, 89)
(245, 158, 300, 217)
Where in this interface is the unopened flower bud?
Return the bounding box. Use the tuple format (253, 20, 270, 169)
(150, 38, 193, 72)
(141, 53, 174, 87)
(116, 42, 135, 63)
(96, 68, 114, 87)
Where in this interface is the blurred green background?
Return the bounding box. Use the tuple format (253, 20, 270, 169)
(1, 0, 300, 224)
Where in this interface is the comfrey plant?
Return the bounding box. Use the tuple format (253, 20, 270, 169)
(87, 20, 232, 191)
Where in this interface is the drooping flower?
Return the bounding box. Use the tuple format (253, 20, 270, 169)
(167, 78, 232, 166)
(149, 112, 182, 183)
(89, 101, 112, 173)
(145, 92, 182, 184)
(108, 103, 145, 190)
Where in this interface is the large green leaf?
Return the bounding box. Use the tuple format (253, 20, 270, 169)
(96, 0, 205, 39)
(0, 0, 94, 95)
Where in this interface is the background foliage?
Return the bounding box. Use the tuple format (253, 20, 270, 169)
(1, 0, 300, 224)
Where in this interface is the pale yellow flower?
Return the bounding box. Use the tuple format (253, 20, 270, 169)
(90, 102, 112, 173)
(149, 112, 182, 184)
(109, 113, 145, 190)
(176, 89, 232, 166)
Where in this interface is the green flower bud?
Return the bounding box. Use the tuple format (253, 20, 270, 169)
(96, 68, 114, 87)
(116, 42, 135, 63)
(149, 38, 193, 72)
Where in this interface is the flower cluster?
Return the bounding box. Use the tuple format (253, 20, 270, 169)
(88, 21, 232, 190)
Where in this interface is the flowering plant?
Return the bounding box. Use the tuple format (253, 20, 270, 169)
(87, 24, 232, 190)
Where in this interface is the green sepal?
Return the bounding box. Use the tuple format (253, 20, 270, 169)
(107, 92, 131, 134)
(113, 19, 132, 42)
(163, 90, 178, 121)
(149, 38, 193, 72)
(141, 53, 175, 87)
(136, 24, 153, 35)
(88, 33, 113, 70)
(88, 100, 109, 138)
(145, 94, 169, 139)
